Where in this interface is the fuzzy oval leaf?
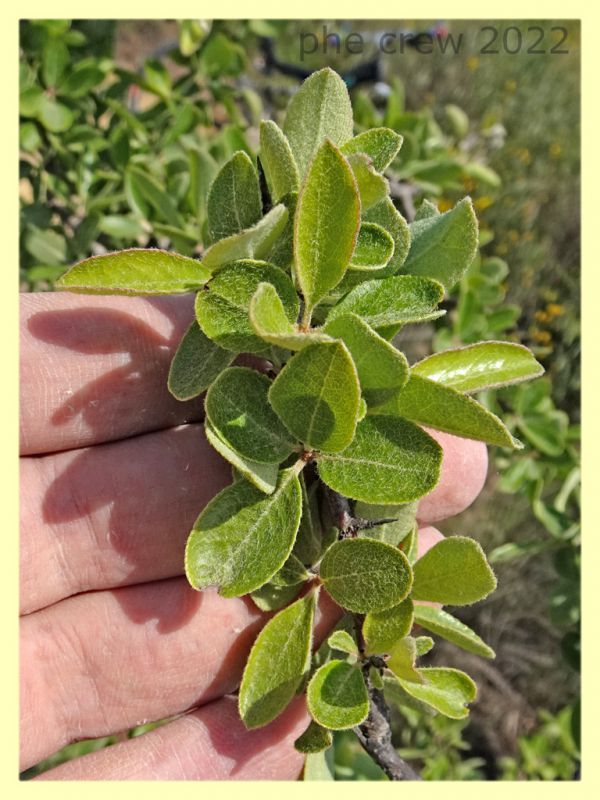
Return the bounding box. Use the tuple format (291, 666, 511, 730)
(363, 197, 411, 275)
(284, 67, 354, 178)
(294, 721, 333, 754)
(204, 420, 279, 495)
(327, 630, 358, 655)
(196, 260, 299, 353)
(388, 637, 423, 683)
(207, 151, 262, 242)
(294, 140, 360, 315)
(346, 152, 388, 210)
(249, 582, 302, 612)
(206, 367, 296, 463)
(412, 342, 544, 393)
(324, 313, 408, 409)
(326, 275, 445, 330)
(341, 128, 403, 172)
(376, 373, 522, 449)
(168, 321, 234, 401)
(403, 197, 479, 290)
(56, 248, 211, 295)
(320, 538, 413, 613)
(411, 536, 497, 606)
(307, 660, 369, 730)
(259, 120, 299, 204)
(239, 590, 316, 729)
(250, 283, 333, 351)
(363, 598, 414, 654)
(269, 341, 360, 453)
(317, 416, 442, 504)
(413, 605, 495, 659)
(185, 467, 302, 596)
(350, 223, 395, 271)
(394, 667, 477, 719)
(202, 204, 288, 271)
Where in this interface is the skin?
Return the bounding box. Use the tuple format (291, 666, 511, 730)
(20, 293, 488, 780)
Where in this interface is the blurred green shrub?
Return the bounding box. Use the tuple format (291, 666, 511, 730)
(19, 19, 264, 289)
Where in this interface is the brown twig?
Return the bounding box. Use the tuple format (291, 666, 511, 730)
(354, 670, 421, 781)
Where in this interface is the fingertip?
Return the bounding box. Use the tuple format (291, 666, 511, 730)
(417, 429, 488, 523)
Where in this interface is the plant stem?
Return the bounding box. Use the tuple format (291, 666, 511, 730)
(354, 672, 421, 781)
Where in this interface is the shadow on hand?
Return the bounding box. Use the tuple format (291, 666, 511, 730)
(26, 298, 203, 445)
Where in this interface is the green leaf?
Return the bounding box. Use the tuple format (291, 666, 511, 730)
(239, 590, 316, 729)
(294, 140, 360, 317)
(411, 536, 497, 605)
(58, 65, 104, 98)
(376, 373, 522, 449)
(204, 420, 279, 495)
(249, 282, 333, 351)
(363, 598, 414, 654)
(284, 67, 354, 178)
(259, 120, 299, 204)
(269, 341, 360, 453)
(414, 199, 440, 221)
(388, 637, 423, 683)
(413, 606, 495, 659)
(307, 661, 369, 730)
(324, 313, 408, 409)
(293, 476, 330, 567)
(317, 416, 442, 504)
(168, 321, 234, 401)
(187, 147, 217, 227)
(269, 553, 310, 586)
(126, 166, 182, 227)
(56, 248, 211, 295)
(403, 197, 479, 290)
(266, 191, 297, 269)
(206, 367, 296, 463)
(350, 223, 395, 271)
(42, 38, 69, 87)
(249, 581, 302, 612)
(195, 260, 299, 353)
(341, 128, 403, 172)
(415, 636, 434, 656)
(393, 667, 477, 719)
(201, 204, 289, 271)
(24, 228, 66, 265)
(363, 198, 411, 275)
(326, 275, 445, 330)
(303, 749, 335, 780)
(207, 151, 262, 243)
(294, 721, 333, 754)
(320, 538, 412, 613)
(98, 215, 144, 240)
(327, 630, 358, 655)
(413, 342, 544, 393)
(185, 467, 303, 596)
(346, 153, 388, 210)
(382, 674, 437, 717)
(37, 96, 74, 133)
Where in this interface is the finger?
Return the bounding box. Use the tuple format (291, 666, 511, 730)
(35, 695, 308, 780)
(20, 581, 340, 771)
(20, 292, 203, 455)
(20, 423, 230, 614)
(417, 429, 488, 523)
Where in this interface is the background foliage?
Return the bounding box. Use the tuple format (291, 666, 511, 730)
(19, 18, 580, 781)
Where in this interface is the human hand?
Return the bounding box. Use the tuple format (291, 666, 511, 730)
(20, 292, 488, 780)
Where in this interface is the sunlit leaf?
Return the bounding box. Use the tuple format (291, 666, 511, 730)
(239, 590, 316, 728)
(56, 248, 210, 295)
(307, 660, 369, 730)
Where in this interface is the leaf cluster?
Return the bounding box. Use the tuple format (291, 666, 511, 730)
(56, 67, 544, 763)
